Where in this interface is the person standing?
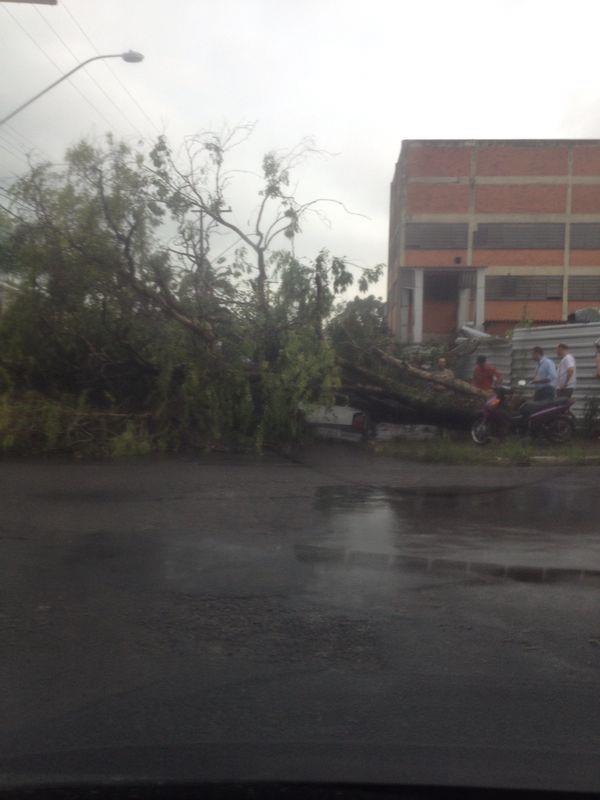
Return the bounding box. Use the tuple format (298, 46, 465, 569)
(556, 342, 576, 398)
(595, 339, 600, 379)
(472, 354, 502, 393)
(432, 357, 455, 392)
(531, 346, 557, 401)
(435, 357, 455, 381)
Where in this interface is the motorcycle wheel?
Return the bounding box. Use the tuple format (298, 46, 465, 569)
(471, 416, 492, 445)
(545, 416, 575, 444)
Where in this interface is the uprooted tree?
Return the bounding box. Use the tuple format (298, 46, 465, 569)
(0, 125, 489, 455)
(0, 126, 387, 454)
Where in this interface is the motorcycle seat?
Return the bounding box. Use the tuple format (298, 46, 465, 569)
(521, 397, 569, 416)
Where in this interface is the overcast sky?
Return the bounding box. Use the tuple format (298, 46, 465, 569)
(1, 0, 600, 296)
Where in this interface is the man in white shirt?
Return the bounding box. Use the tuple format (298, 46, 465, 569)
(556, 343, 576, 398)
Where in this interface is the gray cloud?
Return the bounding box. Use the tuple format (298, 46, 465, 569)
(3, 0, 600, 299)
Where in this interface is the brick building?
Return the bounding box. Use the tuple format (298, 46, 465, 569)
(387, 140, 600, 342)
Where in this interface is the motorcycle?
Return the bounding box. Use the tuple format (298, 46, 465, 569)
(471, 381, 576, 445)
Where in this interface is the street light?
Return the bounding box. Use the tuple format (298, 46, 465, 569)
(0, 51, 145, 127)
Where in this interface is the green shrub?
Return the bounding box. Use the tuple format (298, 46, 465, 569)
(582, 397, 600, 439)
(110, 422, 153, 458)
(0, 392, 151, 458)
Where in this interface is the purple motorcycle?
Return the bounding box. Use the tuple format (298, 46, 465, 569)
(471, 382, 576, 445)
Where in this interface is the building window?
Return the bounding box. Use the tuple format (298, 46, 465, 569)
(405, 223, 468, 249)
(474, 223, 565, 249)
(486, 276, 564, 300)
(568, 276, 600, 299)
(570, 224, 600, 249)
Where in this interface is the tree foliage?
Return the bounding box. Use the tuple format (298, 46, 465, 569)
(0, 129, 384, 455)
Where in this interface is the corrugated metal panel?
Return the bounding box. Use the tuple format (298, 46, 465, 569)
(455, 323, 600, 418)
(455, 339, 513, 384)
(474, 223, 565, 249)
(511, 322, 600, 418)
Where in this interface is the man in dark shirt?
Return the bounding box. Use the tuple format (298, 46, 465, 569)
(472, 354, 502, 392)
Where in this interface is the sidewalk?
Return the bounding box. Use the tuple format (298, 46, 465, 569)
(290, 441, 581, 494)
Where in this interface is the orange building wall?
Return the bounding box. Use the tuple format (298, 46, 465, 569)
(476, 145, 568, 175)
(570, 250, 600, 266)
(423, 301, 457, 334)
(474, 184, 566, 214)
(573, 145, 600, 175)
(405, 250, 468, 267)
(391, 140, 600, 337)
(485, 299, 586, 323)
(406, 183, 469, 214)
(471, 249, 564, 267)
(405, 146, 471, 178)
(571, 185, 600, 213)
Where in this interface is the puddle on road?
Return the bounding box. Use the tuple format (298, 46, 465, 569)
(299, 484, 600, 582)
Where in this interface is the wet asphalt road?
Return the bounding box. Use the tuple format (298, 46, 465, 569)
(2, 445, 600, 792)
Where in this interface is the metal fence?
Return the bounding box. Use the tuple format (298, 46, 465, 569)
(456, 323, 600, 418)
(455, 338, 513, 386)
(511, 323, 600, 418)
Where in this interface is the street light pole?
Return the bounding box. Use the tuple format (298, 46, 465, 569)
(0, 51, 144, 128)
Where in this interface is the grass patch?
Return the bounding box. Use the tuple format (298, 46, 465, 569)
(372, 435, 600, 466)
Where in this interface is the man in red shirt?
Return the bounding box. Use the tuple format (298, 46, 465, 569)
(472, 354, 502, 392)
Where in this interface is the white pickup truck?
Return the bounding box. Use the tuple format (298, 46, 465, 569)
(303, 404, 369, 441)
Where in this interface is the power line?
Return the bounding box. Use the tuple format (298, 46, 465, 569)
(0, 186, 19, 199)
(213, 235, 244, 262)
(0, 187, 32, 217)
(2, 3, 116, 131)
(3, 122, 53, 162)
(0, 197, 34, 219)
(2, 124, 45, 160)
(0, 134, 23, 159)
(0, 201, 22, 222)
(5, 123, 41, 153)
(33, 4, 145, 140)
(0, 137, 28, 166)
(61, 0, 160, 136)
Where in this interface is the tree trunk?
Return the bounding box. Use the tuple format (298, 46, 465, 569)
(256, 248, 268, 316)
(339, 358, 484, 426)
(374, 349, 489, 398)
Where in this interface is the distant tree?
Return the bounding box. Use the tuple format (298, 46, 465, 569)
(328, 295, 391, 364)
(147, 125, 382, 356)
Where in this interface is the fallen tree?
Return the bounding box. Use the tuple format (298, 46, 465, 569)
(373, 349, 489, 399)
(327, 299, 488, 428)
(338, 356, 485, 427)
